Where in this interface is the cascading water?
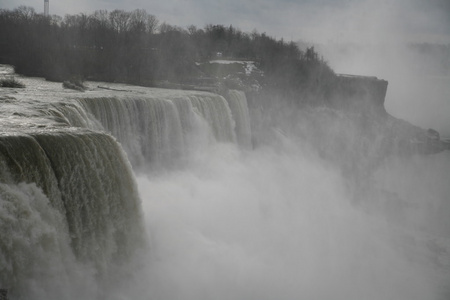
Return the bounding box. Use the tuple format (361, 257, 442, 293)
(0, 129, 145, 299)
(49, 89, 248, 170)
(0, 72, 449, 300)
(0, 76, 254, 299)
(225, 90, 252, 149)
(0, 179, 96, 300)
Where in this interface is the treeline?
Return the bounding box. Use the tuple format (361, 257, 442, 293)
(0, 6, 334, 92)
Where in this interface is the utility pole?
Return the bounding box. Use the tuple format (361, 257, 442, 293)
(44, 0, 49, 16)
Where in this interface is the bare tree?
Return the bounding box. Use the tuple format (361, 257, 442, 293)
(13, 6, 35, 21)
(92, 10, 109, 27)
(146, 14, 159, 34)
(109, 10, 130, 33)
(129, 9, 147, 32)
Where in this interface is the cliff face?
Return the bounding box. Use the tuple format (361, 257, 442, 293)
(328, 74, 449, 155)
(247, 71, 447, 184)
(327, 74, 388, 114)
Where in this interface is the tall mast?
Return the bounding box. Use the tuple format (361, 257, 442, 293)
(44, 0, 49, 16)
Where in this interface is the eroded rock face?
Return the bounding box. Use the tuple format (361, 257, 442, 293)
(245, 71, 448, 185)
(329, 74, 388, 113)
(313, 74, 448, 156)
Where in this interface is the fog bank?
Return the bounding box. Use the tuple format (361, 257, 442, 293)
(127, 137, 449, 299)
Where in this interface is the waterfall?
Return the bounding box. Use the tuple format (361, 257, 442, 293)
(50, 90, 251, 169)
(76, 96, 186, 169)
(0, 80, 254, 299)
(0, 180, 94, 299)
(225, 90, 252, 149)
(0, 129, 145, 299)
(1, 71, 449, 300)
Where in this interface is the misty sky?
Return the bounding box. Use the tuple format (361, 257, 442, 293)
(2, 0, 450, 44)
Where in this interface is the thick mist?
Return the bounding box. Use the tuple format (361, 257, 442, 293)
(0, 181, 99, 300)
(124, 130, 448, 300)
(319, 42, 450, 137)
(304, 0, 450, 137)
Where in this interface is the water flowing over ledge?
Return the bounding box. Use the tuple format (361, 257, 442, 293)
(0, 129, 145, 298)
(0, 76, 252, 299)
(46, 87, 251, 170)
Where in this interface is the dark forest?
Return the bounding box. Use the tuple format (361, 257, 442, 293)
(0, 6, 334, 96)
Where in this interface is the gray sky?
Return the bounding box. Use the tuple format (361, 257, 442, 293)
(2, 0, 450, 43)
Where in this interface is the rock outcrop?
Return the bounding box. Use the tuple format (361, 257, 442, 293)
(329, 74, 388, 114)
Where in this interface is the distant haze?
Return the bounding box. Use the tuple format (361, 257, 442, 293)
(317, 42, 450, 137)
